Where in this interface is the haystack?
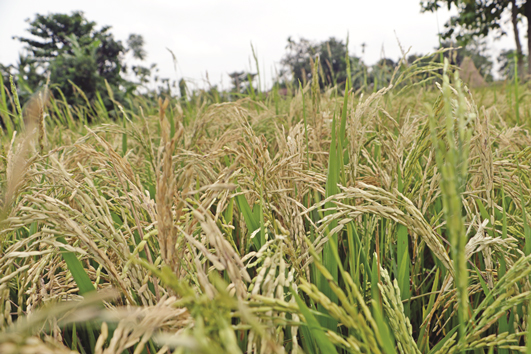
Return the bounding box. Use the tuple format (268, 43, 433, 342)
(459, 56, 486, 87)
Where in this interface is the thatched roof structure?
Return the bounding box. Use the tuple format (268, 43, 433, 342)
(459, 56, 486, 88)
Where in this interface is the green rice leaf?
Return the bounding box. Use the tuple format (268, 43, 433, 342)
(57, 236, 96, 295)
(291, 288, 338, 354)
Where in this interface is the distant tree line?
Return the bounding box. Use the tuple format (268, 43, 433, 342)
(0, 11, 175, 117)
(421, 0, 531, 80)
(273, 36, 497, 92)
(0, 9, 522, 116)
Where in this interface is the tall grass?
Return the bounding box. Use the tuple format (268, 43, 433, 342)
(1, 54, 531, 354)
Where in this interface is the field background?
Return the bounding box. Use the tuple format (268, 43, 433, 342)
(2, 53, 531, 354)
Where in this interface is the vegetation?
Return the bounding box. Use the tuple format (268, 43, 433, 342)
(436, 39, 494, 82)
(3, 6, 531, 354)
(498, 49, 528, 80)
(0, 10, 511, 117)
(1, 42, 531, 354)
(0, 11, 174, 113)
(421, 0, 531, 78)
(281, 37, 367, 89)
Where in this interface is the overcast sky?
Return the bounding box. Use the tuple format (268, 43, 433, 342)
(0, 1, 518, 90)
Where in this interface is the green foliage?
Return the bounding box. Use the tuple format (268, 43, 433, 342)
(281, 37, 367, 90)
(127, 34, 147, 61)
(438, 39, 494, 81)
(228, 71, 258, 97)
(370, 58, 397, 90)
(421, 0, 508, 42)
(421, 0, 531, 77)
(48, 35, 101, 107)
(428, 59, 472, 343)
(498, 49, 528, 80)
(0, 11, 179, 115)
(12, 12, 130, 107)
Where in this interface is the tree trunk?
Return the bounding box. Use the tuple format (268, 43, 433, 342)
(525, 0, 531, 78)
(511, 0, 525, 79)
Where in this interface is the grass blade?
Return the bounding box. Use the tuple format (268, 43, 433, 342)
(235, 189, 261, 250)
(291, 288, 338, 354)
(57, 236, 96, 295)
(319, 109, 339, 332)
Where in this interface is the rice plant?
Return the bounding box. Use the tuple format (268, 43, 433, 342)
(1, 53, 531, 354)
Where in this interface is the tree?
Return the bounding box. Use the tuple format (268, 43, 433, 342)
(438, 39, 493, 81)
(498, 49, 527, 80)
(228, 71, 257, 98)
(370, 58, 397, 89)
(48, 35, 100, 106)
(8, 54, 41, 95)
(127, 34, 147, 61)
(421, 0, 530, 78)
(15, 12, 126, 86)
(281, 37, 366, 89)
(179, 78, 188, 101)
(13, 11, 128, 106)
(9, 11, 150, 109)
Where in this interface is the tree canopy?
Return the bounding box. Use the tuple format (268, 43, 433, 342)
(13, 12, 129, 105)
(3, 7, 524, 117)
(438, 39, 493, 81)
(282, 37, 364, 89)
(498, 49, 527, 79)
(421, 0, 531, 77)
(2, 11, 174, 113)
(280, 37, 376, 90)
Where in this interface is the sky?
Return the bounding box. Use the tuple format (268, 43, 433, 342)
(0, 0, 519, 91)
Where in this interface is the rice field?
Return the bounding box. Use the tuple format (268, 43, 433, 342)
(1, 57, 531, 353)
